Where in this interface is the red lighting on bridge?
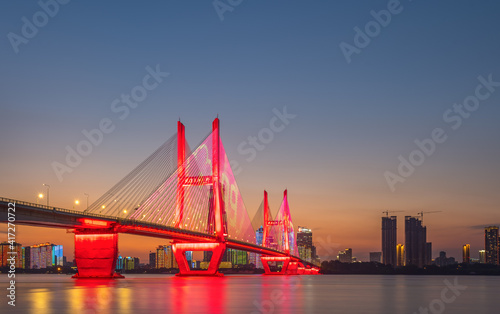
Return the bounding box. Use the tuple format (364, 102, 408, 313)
(73, 232, 123, 278)
(0, 118, 320, 278)
(79, 218, 111, 228)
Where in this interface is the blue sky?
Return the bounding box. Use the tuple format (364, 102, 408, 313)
(1, 0, 500, 261)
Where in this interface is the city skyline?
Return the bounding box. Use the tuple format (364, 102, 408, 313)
(2, 0, 500, 264)
(2, 1, 500, 312)
(5, 221, 499, 267)
(2, 191, 499, 264)
(3, 195, 497, 264)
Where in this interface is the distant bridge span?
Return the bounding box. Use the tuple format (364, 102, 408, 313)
(0, 118, 320, 277)
(0, 198, 291, 257)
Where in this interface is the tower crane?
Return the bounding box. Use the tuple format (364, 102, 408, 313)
(382, 210, 404, 217)
(417, 211, 442, 224)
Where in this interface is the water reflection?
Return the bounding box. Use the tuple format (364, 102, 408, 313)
(257, 276, 304, 314)
(29, 288, 52, 314)
(13, 274, 500, 313)
(167, 276, 227, 313)
(67, 276, 228, 313)
(72, 279, 126, 313)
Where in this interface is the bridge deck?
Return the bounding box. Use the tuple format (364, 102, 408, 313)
(0, 197, 304, 261)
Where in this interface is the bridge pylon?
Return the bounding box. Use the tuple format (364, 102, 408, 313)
(72, 228, 124, 278)
(172, 118, 227, 276)
(260, 190, 293, 275)
(260, 190, 320, 275)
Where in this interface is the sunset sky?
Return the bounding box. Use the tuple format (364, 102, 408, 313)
(1, 1, 500, 263)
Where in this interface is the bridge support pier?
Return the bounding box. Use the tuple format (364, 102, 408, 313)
(172, 242, 226, 276)
(261, 256, 320, 275)
(261, 256, 292, 275)
(73, 230, 123, 278)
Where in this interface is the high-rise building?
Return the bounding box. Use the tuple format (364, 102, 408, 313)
(123, 257, 139, 270)
(166, 246, 177, 268)
(149, 252, 156, 267)
(369, 252, 382, 263)
(222, 248, 231, 263)
(256, 226, 264, 246)
(30, 245, 39, 269)
(462, 244, 470, 263)
(127, 257, 135, 270)
(156, 245, 177, 269)
(425, 242, 432, 266)
(484, 226, 499, 265)
(27, 243, 63, 269)
(396, 244, 405, 267)
(434, 251, 456, 267)
(156, 246, 166, 268)
(1, 242, 23, 268)
(222, 248, 248, 267)
(337, 248, 352, 263)
(22, 246, 29, 269)
(185, 251, 193, 263)
(405, 216, 427, 268)
(203, 251, 213, 263)
(231, 250, 248, 266)
(382, 216, 397, 266)
(40, 245, 48, 268)
(116, 256, 124, 270)
(297, 226, 313, 263)
(249, 226, 264, 268)
(479, 250, 486, 263)
(52, 245, 63, 266)
(311, 245, 320, 266)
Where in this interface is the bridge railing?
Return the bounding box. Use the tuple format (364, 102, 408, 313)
(0, 196, 118, 221)
(1, 196, 302, 259)
(0, 196, 218, 236)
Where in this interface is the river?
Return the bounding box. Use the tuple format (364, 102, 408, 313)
(3, 274, 499, 313)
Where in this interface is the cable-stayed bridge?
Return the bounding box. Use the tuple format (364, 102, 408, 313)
(0, 118, 320, 277)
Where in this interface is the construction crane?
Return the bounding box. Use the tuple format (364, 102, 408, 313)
(417, 211, 442, 224)
(382, 210, 404, 217)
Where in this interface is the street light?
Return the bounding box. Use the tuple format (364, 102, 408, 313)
(84, 193, 89, 210)
(43, 184, 50, 206)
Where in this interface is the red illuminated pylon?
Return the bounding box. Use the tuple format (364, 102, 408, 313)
(283, 190, 290, 255)
(175, 121, 186, 229)
(261, 190, 291, 275)
(172, 118, 226, 276)
(260, 190, 320, 275)
(72, 230, 124, 278)
(262, 190, 270, 248)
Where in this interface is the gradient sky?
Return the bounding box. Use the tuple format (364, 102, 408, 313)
(1, 1, 500, 263)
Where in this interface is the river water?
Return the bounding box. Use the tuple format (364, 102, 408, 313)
(2, 274, 499, 313)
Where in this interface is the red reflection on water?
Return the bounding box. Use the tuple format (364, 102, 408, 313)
(256, 276, 304, 314)
(72, 278, 130, 312)
(72, 276, 228, 313)
(169, 276, 227, 313)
